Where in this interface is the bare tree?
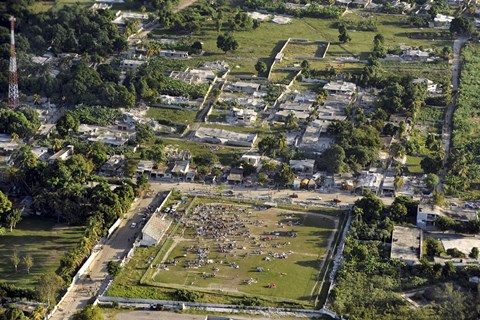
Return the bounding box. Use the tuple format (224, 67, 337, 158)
(23, 255, 33, 274)
(11, 250, 20, 273)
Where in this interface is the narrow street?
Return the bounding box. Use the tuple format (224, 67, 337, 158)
(50, 194, 159, 320)
(439, 36, 468, 192)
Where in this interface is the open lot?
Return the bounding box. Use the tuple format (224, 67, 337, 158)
(0, 218, 84, 287)
(136, 201, 338, 305)
(147, 108, 199, 125)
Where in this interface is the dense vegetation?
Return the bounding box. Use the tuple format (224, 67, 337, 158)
(333, 192, 480, 319)
(445, 44, 480, 195)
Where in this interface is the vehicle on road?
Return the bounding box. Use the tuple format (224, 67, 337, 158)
(289, 193, 299, 198)
(332, 198, 342, 203)
(130, 222, 137, 229)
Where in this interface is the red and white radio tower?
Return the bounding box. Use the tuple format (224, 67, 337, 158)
(8, 16, 19, 109)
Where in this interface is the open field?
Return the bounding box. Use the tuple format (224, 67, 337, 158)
(152, 10, 452, 76)
(283, 41, 329, 59)
(147, 108, 199, 125)
(0, 218, 84, 287)
(158, 138, 247, 165)
(111, 198, 339, 307)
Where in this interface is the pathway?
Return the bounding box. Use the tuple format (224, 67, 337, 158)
(439, 36, 468, 193)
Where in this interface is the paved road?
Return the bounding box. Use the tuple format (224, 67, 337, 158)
(50, 194, 161, 320)
(148, 181, 394, 206)
(439, 36, 468, 193)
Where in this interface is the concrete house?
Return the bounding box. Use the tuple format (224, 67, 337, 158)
(289, 159, 316, 175)
(48, 145, 74, 163)
(323, 81, 356, 96)
(416, 205, 478, 229)
(140, 214, 172, 246)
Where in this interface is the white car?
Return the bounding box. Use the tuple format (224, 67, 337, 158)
(130, 222, 137, 229)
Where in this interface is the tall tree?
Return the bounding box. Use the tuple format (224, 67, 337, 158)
(0, 191, 12, 215)
(338, 25, 351, 43)
(11, 250, 20, 273)
(216, 33, 239, 53)
(23, 255, 33, 274)
(135, 123, 154, 144)
(6, 209, 22, 232)
(35, 273, 65, 306)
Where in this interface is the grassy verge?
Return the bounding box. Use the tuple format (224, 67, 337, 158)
(0, 217, 84, 288)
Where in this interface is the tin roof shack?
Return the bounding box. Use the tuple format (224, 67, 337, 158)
(391, 226, 422, 266)
(416, 205, 478, 229)
(227, 168, 244, 185)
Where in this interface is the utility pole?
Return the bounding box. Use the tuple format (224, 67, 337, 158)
(8, 16, 19, 109)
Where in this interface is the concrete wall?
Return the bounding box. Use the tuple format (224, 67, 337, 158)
(96, 295, 339, 319)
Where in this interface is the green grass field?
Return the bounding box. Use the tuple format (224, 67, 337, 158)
(143, 204, 336, 304)
(406, 155, 425, 174)
(159, 138, 246, 165)
(147, 108, 199, 125)
(0, 218, 84, 287)
(154, 11, 452, 77)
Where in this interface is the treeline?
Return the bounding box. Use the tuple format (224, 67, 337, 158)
(0, 107, 40, 138)
(243, 0, 344, 18)
(333, 192, 480, 319)
(445, 44, 480, 195)
(11, 143, 147, 282)
(335, 18, 377, 31)
(4, 3, 127, 56)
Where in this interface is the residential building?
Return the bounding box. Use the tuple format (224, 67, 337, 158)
(390, 226, 421, 266)
(323, 81, 356, 96)
(195, 128, 258, 147)
(171, 160, 190, 176)
(416, 205, 478, 229)
(401, 49, 431, 61)
(289, 159, 316, 175)
(224, 81, 261, 94)
(48, 145, 74, 163)
(278, 101, 313, 112)
(356, 171, 383, 193)
(120, 59, 146, 71)
(276, 110, 310, 122)
(432, 13, 454, 29)
(413, 78, 438, 94)
(241, 154, 262, 167)
(232, 108, 257, 125)
(227, 168, 244, 184)
(158, 49, 189, 59)
(169, 68, 216, 85)
(99, 155, 125, 176)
